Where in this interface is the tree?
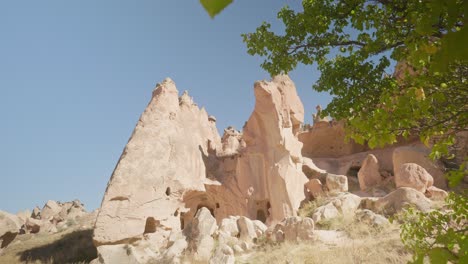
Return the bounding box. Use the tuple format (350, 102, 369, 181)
(241, 0, 467, 173)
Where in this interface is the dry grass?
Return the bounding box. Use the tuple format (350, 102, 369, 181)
(238, 220, 410, 264)
(0, 227, 96, 264)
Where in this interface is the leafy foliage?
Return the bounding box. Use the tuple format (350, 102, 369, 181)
(200, 0, 233, 18)
(399, 192, 467, 263)
(242, 0, 468, 155)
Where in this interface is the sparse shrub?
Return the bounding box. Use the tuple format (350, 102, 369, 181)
(298, 196, 328, 218)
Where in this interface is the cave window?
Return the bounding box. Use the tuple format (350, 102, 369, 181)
(196, 205, 215, 217)
(216, 203, 220, 208)
(180, 212, 185, 230)
(256, 209, 267, 223)
(347, 166, 361, 177)
(144, 217, 158, 234)
(165, 187, 171, 196)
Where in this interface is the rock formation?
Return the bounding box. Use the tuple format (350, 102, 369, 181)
(89, 75, 455, 263)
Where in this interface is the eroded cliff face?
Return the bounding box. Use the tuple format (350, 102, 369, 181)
(93, 76, 312, 262)
(235, 75, 308, 224)
(94, 78, 222, 247)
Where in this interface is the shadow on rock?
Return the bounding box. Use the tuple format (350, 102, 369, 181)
(18, 229, 97, 264)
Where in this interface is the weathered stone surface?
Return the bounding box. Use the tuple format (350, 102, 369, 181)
(252, 220, 267, 237)
(305, 179, 324, 198)
(0, 210, 22, 249)
(188, 207, 218, 262)
(94, 78, 222, 251)
(358, 154, 383, 190)
(237, 216, 257, 242)
(273, 216, 314, 242)
(360, 187, 432, 215)
(355, 209, 389, 227)
(326, 173, 348, 193)
(219, 216, 240, 237)
(393, 146, 447, 189)
(395, 163, 434, 193)
(234, 75, 309, 223)
(210, 244, 235, 264)
(425, 186, 448, 201)
(41, 200, 62, 220)
(31, 206, 41, 219)
(312, 193, 361, 223)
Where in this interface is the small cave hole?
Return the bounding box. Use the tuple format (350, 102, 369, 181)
(216, 203, 220, 208)
(174, 210, 179, 217)
(144, 217, 159, 234)
(196, 205, 215, 217)
(180, 212, 185, 230)
(347, 166, 361, 177)
(165, 187, 171, 196)
(256, 209, 267, 223)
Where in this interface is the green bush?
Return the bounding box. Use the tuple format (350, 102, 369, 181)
(400, 192, 467, 263)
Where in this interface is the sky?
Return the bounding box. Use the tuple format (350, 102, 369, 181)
(0, 0, 332, 213)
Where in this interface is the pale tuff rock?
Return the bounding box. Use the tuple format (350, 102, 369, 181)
(41, 200, 62, 221)
(31, 206, 41, 219)
(305, 179, 324, 199)
(236, 75, 309, 223)
(219, 216, 240, 237)
(273, 216, 315, 242)
(393, 146, 447, 189)
(395, 163, 434, 193)
(210, 244, 235, 264)
(220, 126, 244, 156)
(237, 216, 257, 242)
(93, 78, 222, 250)
(187, 208, 218, 262)
(425, 186, 448, 201)
(326, 173, 348, 193)
(312, 193, 361, 223)
(355, 209, 389, 227)
(360, 187, 433, 215)
(358, 154, 383, 190)
(0, 210, 22, 250)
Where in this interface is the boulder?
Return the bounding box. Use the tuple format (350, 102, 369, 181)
(355, 209, 389, 227)
(252, 220, 267, 237)
(0, 210, 22, 249)
(273, 216, 314, 242)
(326, 173, 348, 193)
(313, 193, 361, 223)
(395, 163, 434, 193)
(23, 217, 41, 234)
(188, 207, 217, 262)
(31, 206, 41, 219)
(360, 187, 432, 215)
(393, 146, 447, 189)
(219, 216, 239, 237)
(358, 154, 383, 190)
(425, 186, 448, 201)
(237, 216, 257, 242)
(41, 200, 62, 220)
(210, 244, 235, 264)
(305, 179, 324, 198)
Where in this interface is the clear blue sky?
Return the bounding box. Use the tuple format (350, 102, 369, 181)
(0, 0, 332, 213)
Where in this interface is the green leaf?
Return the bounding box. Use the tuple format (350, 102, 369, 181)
(200, 0, 233, 18)
(428, 248, 456, 264)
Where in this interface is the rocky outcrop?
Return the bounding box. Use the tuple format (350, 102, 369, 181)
(273, 216, 315, 242)
(360, 187, 433, 215)
(312, 193, 361, 223)
(0, 211, 22, 250)
(93, 78, 222, 254)
(393, 146, 447, 189)
(395, 163, 434, 193)
(234, 75, 309, 223)
(358, 154, 383, 190)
